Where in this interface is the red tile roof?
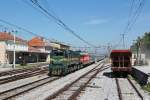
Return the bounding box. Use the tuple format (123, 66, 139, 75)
(0, 32, 27, 43)
(28, 37, 45, 47)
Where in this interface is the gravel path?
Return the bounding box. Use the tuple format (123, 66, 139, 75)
(119, 78, 141, 100)
(0, 74, 48, 93)
(78, 67, 150, 100)
(130, 78, 150, 100)
(78, 68, 119, 100)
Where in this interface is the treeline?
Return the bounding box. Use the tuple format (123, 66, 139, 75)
(131, 32, 150, 57)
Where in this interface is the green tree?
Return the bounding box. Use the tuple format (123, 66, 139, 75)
(131, 32, 150, 52)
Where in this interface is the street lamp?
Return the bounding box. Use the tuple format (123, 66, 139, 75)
(12, 30, 17, 69)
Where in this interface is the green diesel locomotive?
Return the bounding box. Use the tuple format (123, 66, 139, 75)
(48, 49, 91, 76)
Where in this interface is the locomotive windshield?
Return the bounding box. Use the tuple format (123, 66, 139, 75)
(52, 50, 64, 56)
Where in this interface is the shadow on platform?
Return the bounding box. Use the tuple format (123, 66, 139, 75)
(103, 71, 128, 78)
(103, 72, 114, 78)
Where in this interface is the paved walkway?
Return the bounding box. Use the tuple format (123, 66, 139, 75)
(0, 68, 13, 72)
(134, 65, 150, 75)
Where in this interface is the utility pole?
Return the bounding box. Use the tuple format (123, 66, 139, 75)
(95, 46, 100, 56)
(107, 43, 111, 57)
(13, 30, 17, 69)
(133, 39, 140, 65)
(94, 47, 97, 63)
(121, 34, 125, 49)
(136, 40, 141, 65)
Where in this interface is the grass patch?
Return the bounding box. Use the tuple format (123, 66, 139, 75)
(16, 64, 35, 69)
(142, 83, 150, 94)
(15, 62, 48, 69)
(128, 75, 138, 83)
(129, 75, 150, 94)
(128, 75, 134, 80)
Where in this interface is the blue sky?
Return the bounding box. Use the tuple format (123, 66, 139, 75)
(0, 0, 150, 49)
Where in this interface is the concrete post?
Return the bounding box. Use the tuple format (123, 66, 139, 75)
(13, 32, 16, 69)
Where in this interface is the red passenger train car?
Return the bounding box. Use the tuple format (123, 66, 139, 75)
(80, 52, 90, 65)
(110, 50, 132, 73)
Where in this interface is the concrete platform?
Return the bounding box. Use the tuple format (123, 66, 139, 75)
(134, 66, 150, 75)
(132, 66, 150, 85)
(0, 68, 13, 72)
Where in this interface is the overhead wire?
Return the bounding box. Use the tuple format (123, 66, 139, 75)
(115, 0, 145, 49)
(0, 18, 59, 43)
(126, 0, 145, 32)
(21, 0, 62, 27)
(123, 0, 145, 34)
(40, 0, 58, 17)
(123, 0, 136, 34)
(22, 0, 79, 46)
(28, 0, 96, 47)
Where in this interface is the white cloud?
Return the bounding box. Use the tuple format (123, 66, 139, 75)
(85, 19, 109, 25)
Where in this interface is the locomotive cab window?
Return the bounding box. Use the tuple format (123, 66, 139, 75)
(52, 50, 64, 56)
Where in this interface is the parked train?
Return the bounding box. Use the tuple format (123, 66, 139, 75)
(110, 50, 132, 75)
(48, 49, 94, 76)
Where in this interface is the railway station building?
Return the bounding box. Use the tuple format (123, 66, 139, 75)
(0, 32, 70, 68)
(0, 32, 28, 67)
(28, 37, 54, 63)
(28, 37, 70, 62)
(51, 41, 70, 50)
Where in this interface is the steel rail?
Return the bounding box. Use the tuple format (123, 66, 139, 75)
(0, 68, 48, 84)
(0, 77, 59, 100)
(127, 78, 143, 100)
(68, 66, 109, 100)
(45, 62, 105, 100)
(0, 61, 103, 100)
(115, 78, 123, 100)
(0, 64, 48, 77)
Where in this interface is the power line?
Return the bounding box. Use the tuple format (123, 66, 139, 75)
(127, 0, 145, 32)
(0, 18, 59, 43)
(40, 0, 58, 17)
(22, 0, 60, 25)
(123, 0, 146, 34)
(0, 19, 37, 36)
(124, 0, 136, 34)
(114, 0, 146, 49)
(28, 0, 96, 47)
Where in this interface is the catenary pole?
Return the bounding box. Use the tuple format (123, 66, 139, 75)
(13, 31, 16, 69)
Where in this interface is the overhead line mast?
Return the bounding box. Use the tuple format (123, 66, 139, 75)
(115, 0, 145, 49)
(120, 34, 126, 49)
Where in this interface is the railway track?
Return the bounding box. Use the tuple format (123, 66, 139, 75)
(127, 78, 143, 100)
(0, 62, 97, 85)
(0, 61, 104, 100)
(0, 68, 31, 77)
(0, 67, 48, 85)
(45, 62, 109, 100)
(115, 78, 143, 100)
(0, 64, 48, 77)
(115, 78, 123, 100)
(0, 77, 59, 100)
